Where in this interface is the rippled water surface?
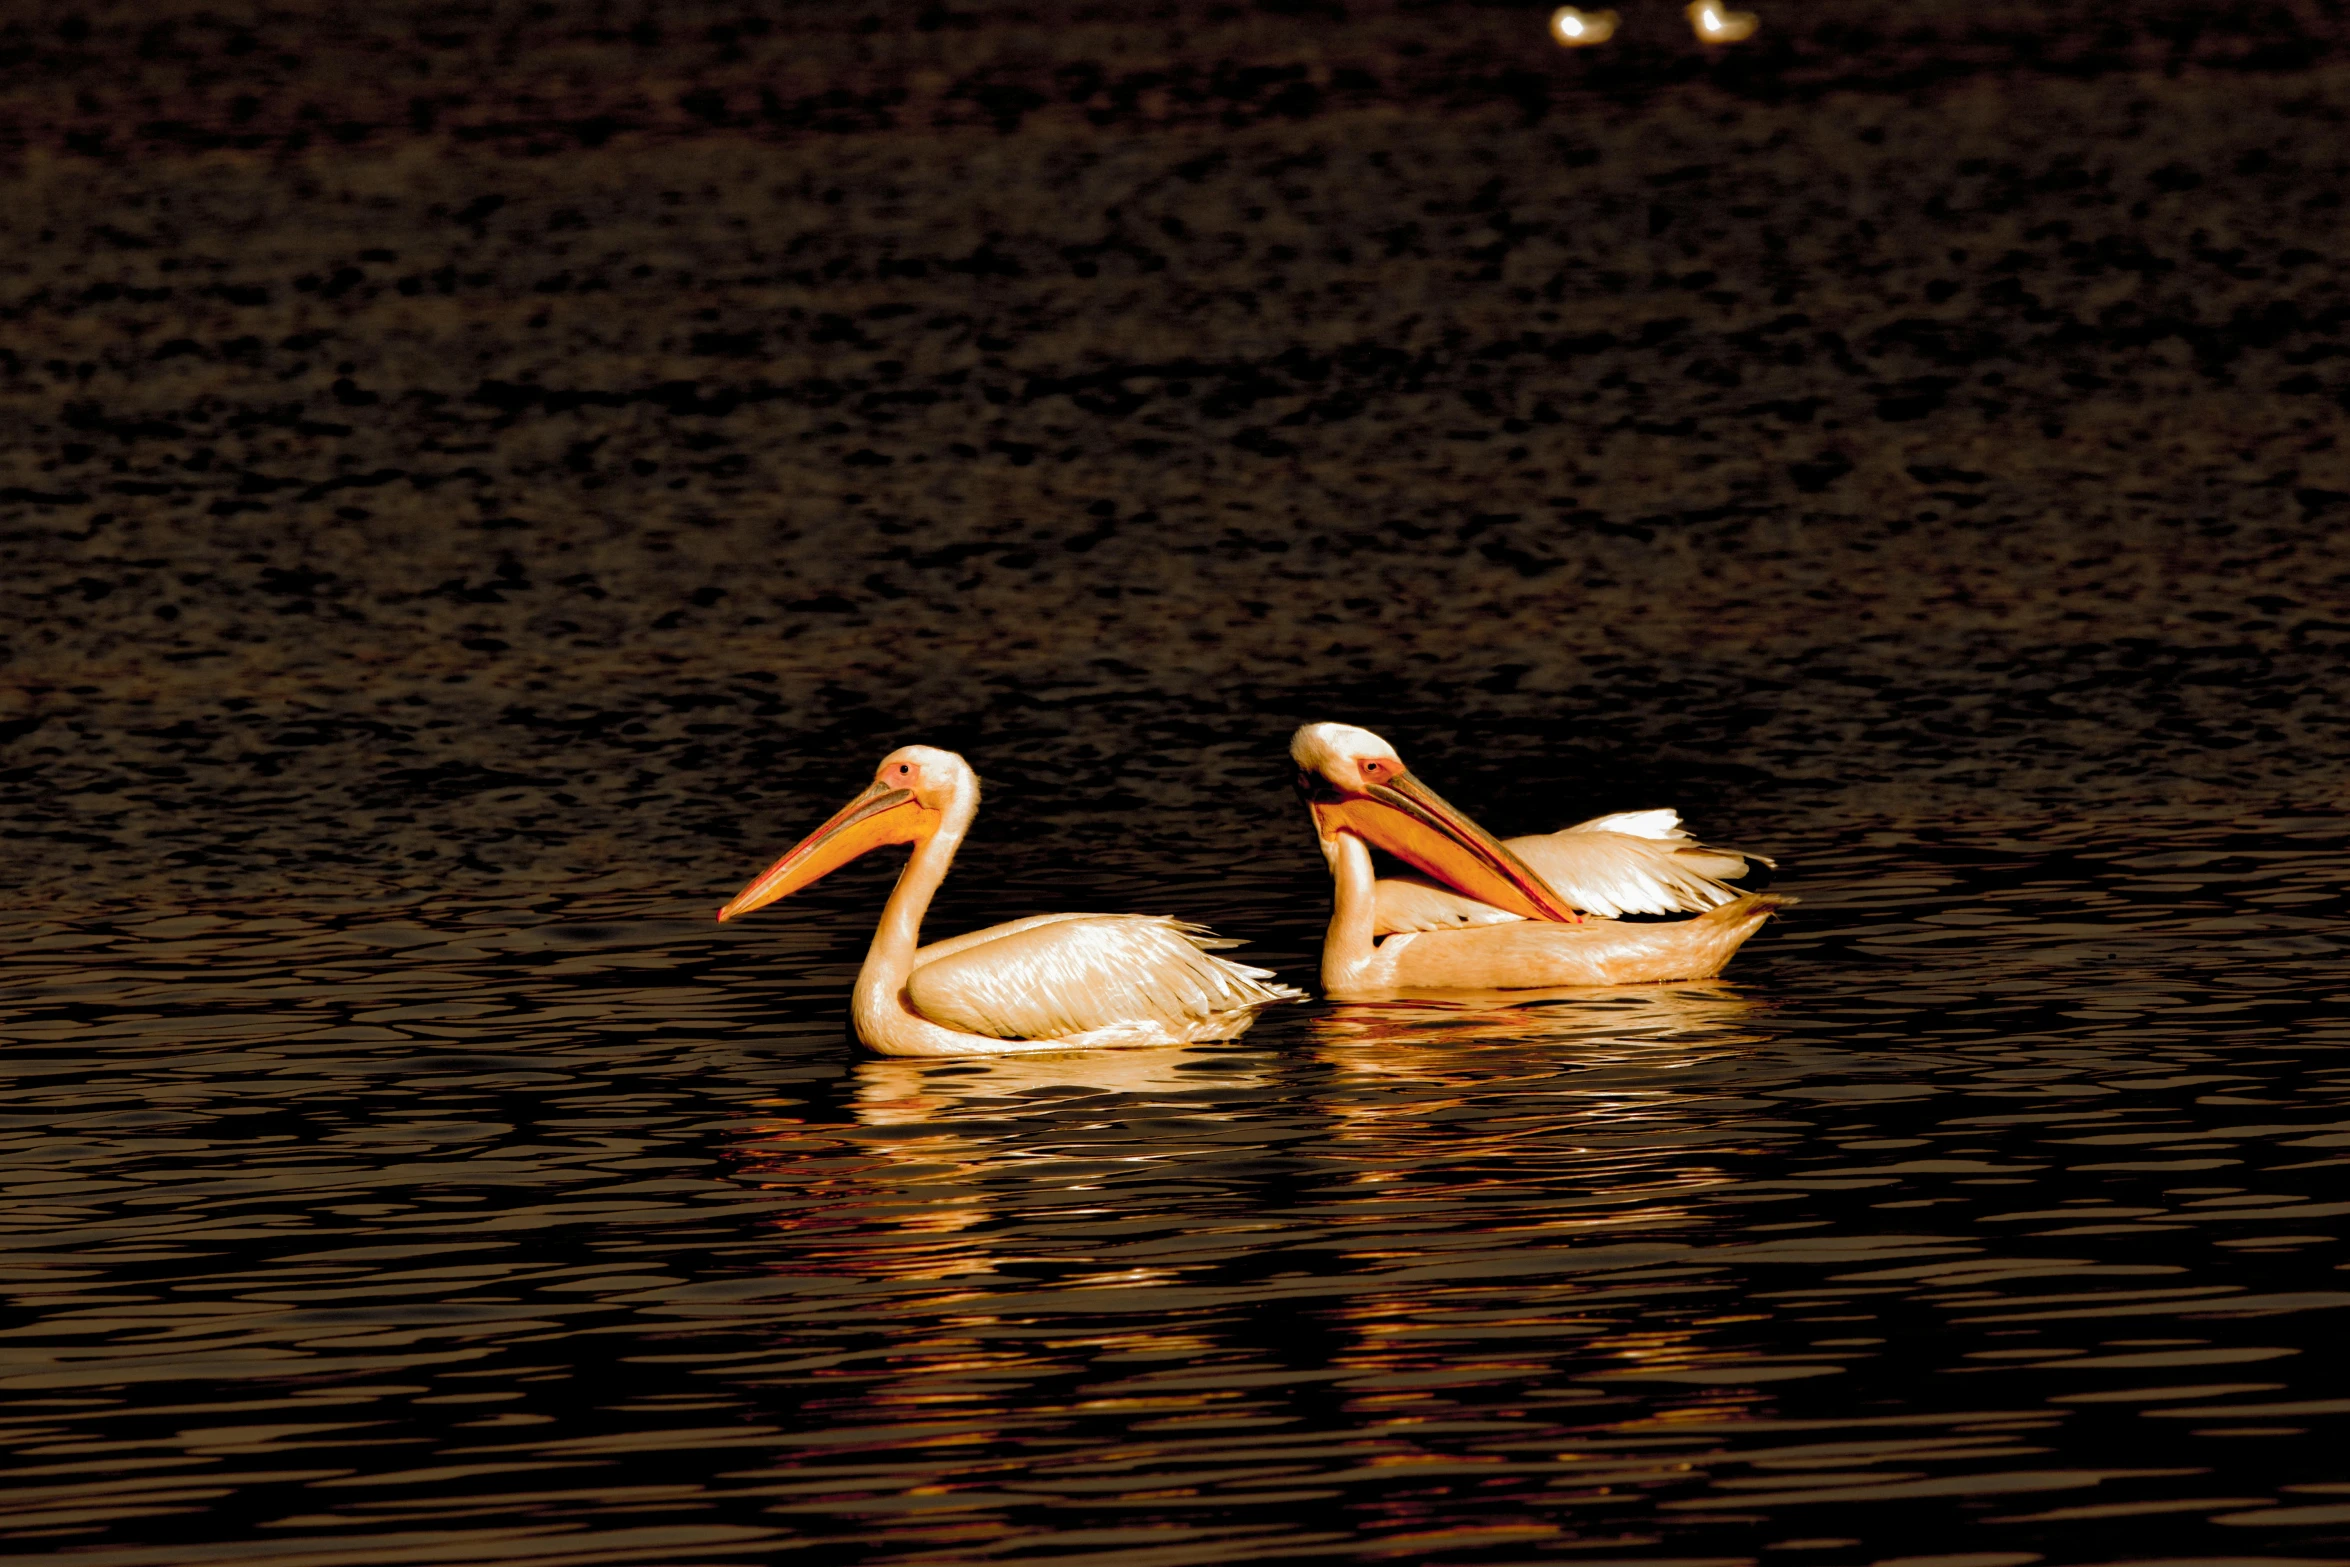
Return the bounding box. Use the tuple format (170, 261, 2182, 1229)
(10, 0, 2350, 1559)
(7, 814, 2350, 1564)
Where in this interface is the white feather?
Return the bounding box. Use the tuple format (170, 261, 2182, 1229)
(909, 914, 1306, 1044)
(1372, 812, 1772, 931)
(1568, 808, 1684, 840)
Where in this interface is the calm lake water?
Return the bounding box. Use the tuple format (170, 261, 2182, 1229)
(7, 0, 2350, 1560)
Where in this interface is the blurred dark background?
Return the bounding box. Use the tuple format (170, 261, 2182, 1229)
(3, 0, 2345, 910)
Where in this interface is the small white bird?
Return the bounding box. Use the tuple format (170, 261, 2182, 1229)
(1550, 6, 1619, 46)
(1292, 723, 1788, 998)
(1687, 0, 1759, 43)
(718, 745, 1303, 1056)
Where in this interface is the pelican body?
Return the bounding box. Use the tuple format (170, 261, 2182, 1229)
(718, 746, 1303, 1056)
(1291, 723, 1788, 998)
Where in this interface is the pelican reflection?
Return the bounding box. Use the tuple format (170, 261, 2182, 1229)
(729, 1046, 1273, 1284)
(1303, 985, 1767, 1231)
(854, 1044, 1268, 1128)
(1310, 982, 1763, 1078)
(1296, 987, 1782, 1429)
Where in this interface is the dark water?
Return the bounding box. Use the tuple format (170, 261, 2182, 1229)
(6, 812, 2350, 1564)
(7, 0, 2350, 1561)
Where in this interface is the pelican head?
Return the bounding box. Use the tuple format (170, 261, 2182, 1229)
(1290, 722, 1580, 923)
(718, 745, 974, 922)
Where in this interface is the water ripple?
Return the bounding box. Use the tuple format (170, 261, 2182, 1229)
(3, 819, 2347, 1563)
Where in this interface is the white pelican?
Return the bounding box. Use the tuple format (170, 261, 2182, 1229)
(717, 745, 1304, 1056)
(1291, 723, 1789, 998)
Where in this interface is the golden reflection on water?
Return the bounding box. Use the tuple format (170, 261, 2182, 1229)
(1308, 983, 1763, 1076)
(676, 900, 2350, 1561)
(853, 1045, 1266, 1126)
(729, 1047, 1273, 1285)
(1296, 986, 1788, 1426)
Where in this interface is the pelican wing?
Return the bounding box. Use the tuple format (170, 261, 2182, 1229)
(908, 914, 1303, 1043)
(1511, 814, 1765, 918)
(915, 911, 1107, 966)
(1373, 809, 1771, 932)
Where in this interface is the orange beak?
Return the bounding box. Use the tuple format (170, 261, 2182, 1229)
(1310, 771, 1581, 923)
(717, 781, 928, 922)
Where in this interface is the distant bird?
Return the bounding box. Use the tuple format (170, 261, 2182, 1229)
(1686, 0, 1758, 43)
(1549, 6, 1618, 46)
(1291, 723, 1789, 997)
(719, 745, 1303, 1056)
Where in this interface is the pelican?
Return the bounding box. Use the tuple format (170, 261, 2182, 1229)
(1291, 723, 1789, 998)
(717, 745, 1304, 1056)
